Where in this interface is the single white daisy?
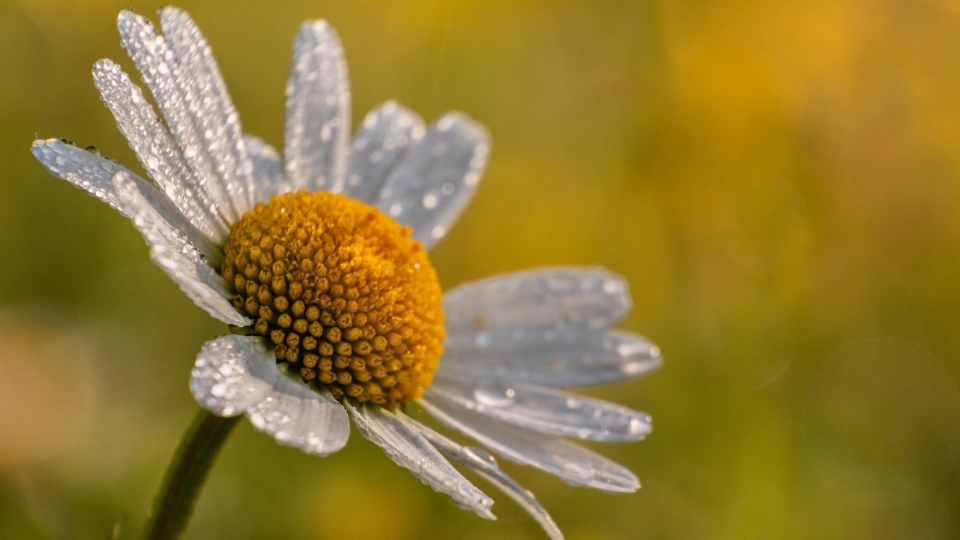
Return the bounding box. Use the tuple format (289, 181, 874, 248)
(32, 8, 660, 539)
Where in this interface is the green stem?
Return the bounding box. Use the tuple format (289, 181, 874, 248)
(142, 409, 241, 540)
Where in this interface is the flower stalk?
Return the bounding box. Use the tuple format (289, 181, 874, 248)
(142, 409, 240, 540)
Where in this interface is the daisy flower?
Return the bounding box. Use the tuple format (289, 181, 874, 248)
(32, 8, 660, 539)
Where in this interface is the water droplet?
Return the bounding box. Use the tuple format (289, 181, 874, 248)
(437, 116, 455, 131)
(464, 446, 498, 467)
(474, 387, 515, 407)
(562, 462, 592, 479)
(617, 339, 651, 357)
(602, 279, 620, 294)
(628, 416, 651, 437)
(621, 361, 647, 375)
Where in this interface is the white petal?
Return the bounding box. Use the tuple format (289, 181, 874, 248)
(159, 7, 257, 215)
(244, 135, 284, 204)
(32, 138, 130, 213)
(245, 373, 349, 456)
(121, 168, 225, 267)
(420, 395, 640, 493)
(438, 330, 661, 387)
(32, 139, 222, 265)
(344, 402, 495, 519)
(112, 171, 249, 326)
(428, 379, 652, 442)
(375, 112, 489, 250)
(190, 335, 278, 416)
(116, 10, 246, 223)
(283, 20, 350, 193)
(411, 419, 564, 540)
(443, 267, 631, 335)
(344, 101, 424, 203)
(92, 58, 229, 244)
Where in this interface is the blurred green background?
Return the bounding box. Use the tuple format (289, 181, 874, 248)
(2, 0, 960, 538)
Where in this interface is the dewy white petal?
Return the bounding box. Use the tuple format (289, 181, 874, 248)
(159, 7, 257, 216)
(32, 138, 130, 214)
(191, 335, 278, 416)
(121, 168, 224, 267)
(32, 138, 222, 265)
(429, 379, 652, 442)
(116, 10, 243, 223)
(111, 171, 250, 326)
(344, 402, 496, 520)
(411, 419, 564, 540)
(438, 330, 661, 387)
(244, 135, 285, 203)
(246, 373, 349, 456)
(420, 395, 640, 493)
(444, 267, 631, 335)
(284, 20, 350, 193)
(344, 100, 425, 204)
(92, 58, 229, 244)
(375, 112, 489, 250)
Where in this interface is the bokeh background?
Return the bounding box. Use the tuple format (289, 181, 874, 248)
(2, 0, 960, 538)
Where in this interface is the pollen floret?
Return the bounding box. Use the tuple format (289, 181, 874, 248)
(222, 191, 444, 407)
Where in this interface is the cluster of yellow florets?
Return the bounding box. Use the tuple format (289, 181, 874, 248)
(221, 191, 444, 407)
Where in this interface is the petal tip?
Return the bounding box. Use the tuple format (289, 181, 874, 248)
(30, 138, 49, 152)
(92, 58, 113, 72)
(117, 8, 138, 27)
(302, 19, 331, 32)
(159, 5, 185, 18)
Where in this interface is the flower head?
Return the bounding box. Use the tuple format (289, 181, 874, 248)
(32, 8, 660, 538)
(223, 190, 446, 406)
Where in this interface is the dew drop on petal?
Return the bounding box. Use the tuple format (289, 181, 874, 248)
(562, 462, 593, 479)
(628, 416, 652, 437)
(474, 387, 515, 408)
(464, 446, 498, 467)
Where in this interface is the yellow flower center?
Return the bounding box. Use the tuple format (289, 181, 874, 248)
(221, 191, 444, 407)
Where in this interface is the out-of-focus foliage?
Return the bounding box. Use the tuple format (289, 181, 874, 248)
(2, 0, 960, 538)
